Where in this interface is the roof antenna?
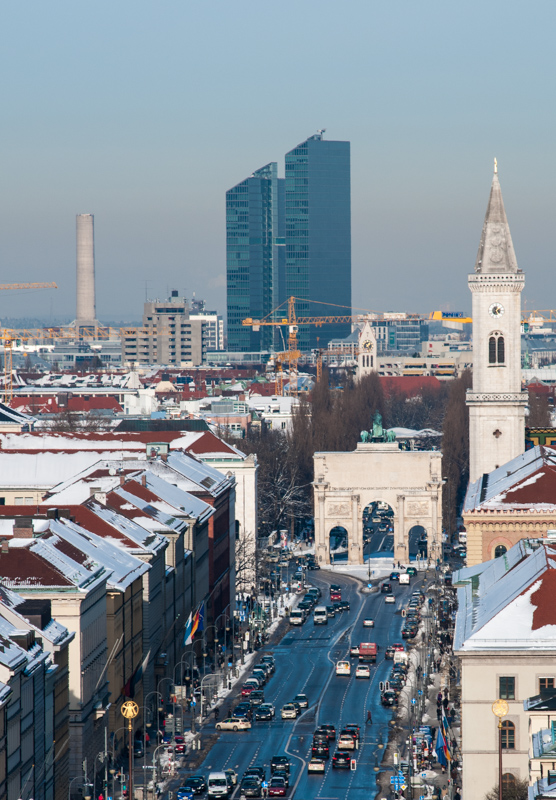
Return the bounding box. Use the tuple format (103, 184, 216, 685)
(317, 129, 326, 139)
(494, 157, 498, 174)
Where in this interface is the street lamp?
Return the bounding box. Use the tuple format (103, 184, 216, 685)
(492, 698, 509, 800)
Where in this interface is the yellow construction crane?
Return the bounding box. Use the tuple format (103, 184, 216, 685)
(0, 282, 58, 292)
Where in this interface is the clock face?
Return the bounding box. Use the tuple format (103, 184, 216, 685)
(489, 302, 505, 318)
(362, 339, 374, 351)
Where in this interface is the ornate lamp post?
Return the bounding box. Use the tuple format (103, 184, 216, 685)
(121, 700, 139, 800)
(492, 698, 509, 800)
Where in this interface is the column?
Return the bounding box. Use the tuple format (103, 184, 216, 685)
(349, 494, 362, 565)
(316, 490, 327, 564)
(430, 493, 440, 564)
(395, 494, 408, 563)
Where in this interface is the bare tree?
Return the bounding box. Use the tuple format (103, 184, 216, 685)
(484, 776, 528, 800)
(528, 389, 551, 427)
(441, 370, 472, 539)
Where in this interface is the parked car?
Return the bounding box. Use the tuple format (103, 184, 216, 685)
(215, 717, 251, 731)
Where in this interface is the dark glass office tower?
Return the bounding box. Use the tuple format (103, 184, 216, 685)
(285, 133, 351, 350)
(226, 163, 285, 351)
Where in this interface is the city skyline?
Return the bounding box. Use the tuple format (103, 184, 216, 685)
(1, 1, 555, 322)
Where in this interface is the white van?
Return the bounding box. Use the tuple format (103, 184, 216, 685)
(289, 609, 305, 626)
(313, 606, 328, 625)
(399, 573, 410, 585)
(208, 771, 229, 798)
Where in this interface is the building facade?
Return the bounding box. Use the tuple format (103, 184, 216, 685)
(226, 162, 285, 352)
(285, 133, 351, 350)
(467, 167, 527, 483)
(122, 292, 204, 366)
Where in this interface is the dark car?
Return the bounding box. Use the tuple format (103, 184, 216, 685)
(338, 600, 350, 611)
(182, 776, 207, 795)
(332, 750, 351, 769)
(344, 723, 360, 740)
(316, 724, 336, 741)
(249, 690, 265, 707)
(233, 702, 252, 719)
(312, 742, 330, 759)
(270, 756, 291, 775)
(307, 561, 320, 570)
(389, 571, 400, 581)
(326, 605, 336, 618)
(406, 566, 417, 577)
(239, 778, 261, 797)
(381, 582, 393, 594)
(254, 706, 273, 721)
(381, 690, 397, 707)
(298, 600, 313, 612)
(244, 767, 266, 782)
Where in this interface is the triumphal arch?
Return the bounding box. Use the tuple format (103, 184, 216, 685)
(313, 439, 443, 565)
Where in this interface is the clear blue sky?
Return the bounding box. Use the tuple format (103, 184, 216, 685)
(1, 0, 554, 323)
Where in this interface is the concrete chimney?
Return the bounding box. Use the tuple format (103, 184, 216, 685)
(76, 213, 97, 332)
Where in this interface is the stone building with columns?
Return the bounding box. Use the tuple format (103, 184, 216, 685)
(313, 441, 443, 564)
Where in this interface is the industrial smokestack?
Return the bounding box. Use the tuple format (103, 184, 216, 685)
(76, 213, 97, 332)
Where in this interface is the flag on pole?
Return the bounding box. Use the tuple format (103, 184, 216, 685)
(441, 707, 451, 740)
(183, 613, 193, 646)
(184, 604, 205, 646)
(435, 727, 451, 766)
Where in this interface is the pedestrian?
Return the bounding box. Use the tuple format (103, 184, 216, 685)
(227, 706, 232, 718)
(436, 707, 442, 721)
(454, 789, 461, 800)
(366, 709, 373, 724)
(437, 692, 442, 704)
(443, 696, 449, 710)
(214, 707, 219, 721)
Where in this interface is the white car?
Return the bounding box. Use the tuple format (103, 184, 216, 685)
(337, 734, 356, 750)
(363, 618, 374, 627)
(215, 717, 251, 731)
(336, 660, 351, 676)
(307, 758, 326, 774)
(385, 595, 396, 604)
(281, 703, 298, 719)
(355, 665, 371, 679)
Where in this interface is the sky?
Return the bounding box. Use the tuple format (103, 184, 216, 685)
(1, 1, 555, 324)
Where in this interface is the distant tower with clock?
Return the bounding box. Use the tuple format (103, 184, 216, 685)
(357, 321, 377, 380)
(467, 163, 527, 484)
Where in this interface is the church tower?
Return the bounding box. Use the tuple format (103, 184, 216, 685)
(356, 321, 377, 380)
(467, 164, 527, 483)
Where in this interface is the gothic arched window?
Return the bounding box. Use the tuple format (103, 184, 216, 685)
(489, 332, 505, 365)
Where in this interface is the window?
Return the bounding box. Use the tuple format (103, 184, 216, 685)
(499, 676, 515, 700)
(502, 773, 516, 790)
(501, 720, 515, 749)
(489, 332, 505, 365)
(540, 677, 555, 691)
(494, 545, 507, 558)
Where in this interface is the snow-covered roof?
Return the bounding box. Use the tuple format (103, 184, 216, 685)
(0, 451, 138, 489)
(0, 584, 73, 647)
(82, 499, 168, 554)
(464, 446, 556, 512)
(454, 540, 556, 652)
(166, 451, 234, 497)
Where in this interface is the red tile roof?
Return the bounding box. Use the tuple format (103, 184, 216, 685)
(379, 376, 443, 398)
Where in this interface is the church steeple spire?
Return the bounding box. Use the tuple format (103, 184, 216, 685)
(474, 164, 519, 274)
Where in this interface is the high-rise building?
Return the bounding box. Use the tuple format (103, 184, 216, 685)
(285, 133, 351, 350)
(226, 163, 285, 351)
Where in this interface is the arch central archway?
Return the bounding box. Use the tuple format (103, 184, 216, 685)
(362, 501, 395, 558)
(329, 526, 348, 563)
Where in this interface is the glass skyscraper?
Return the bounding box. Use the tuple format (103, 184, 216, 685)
(226, 163, 285, 351)
(285, 133, 351, 350)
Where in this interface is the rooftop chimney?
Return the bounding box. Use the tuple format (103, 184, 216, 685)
(13, 518, 34, 538)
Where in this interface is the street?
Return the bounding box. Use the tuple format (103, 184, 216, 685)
(182, 569, 424, 800)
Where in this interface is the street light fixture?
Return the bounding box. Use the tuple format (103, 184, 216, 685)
(492, 698, 509, 800)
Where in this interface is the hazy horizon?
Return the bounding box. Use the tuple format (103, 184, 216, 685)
(1, 1, 555, 324)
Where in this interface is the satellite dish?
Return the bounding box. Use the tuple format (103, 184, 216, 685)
(109, 467, 116, 476)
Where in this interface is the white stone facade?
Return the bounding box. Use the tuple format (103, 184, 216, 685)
(313, 442, 442, 564)
(467, 171, 527, 483)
